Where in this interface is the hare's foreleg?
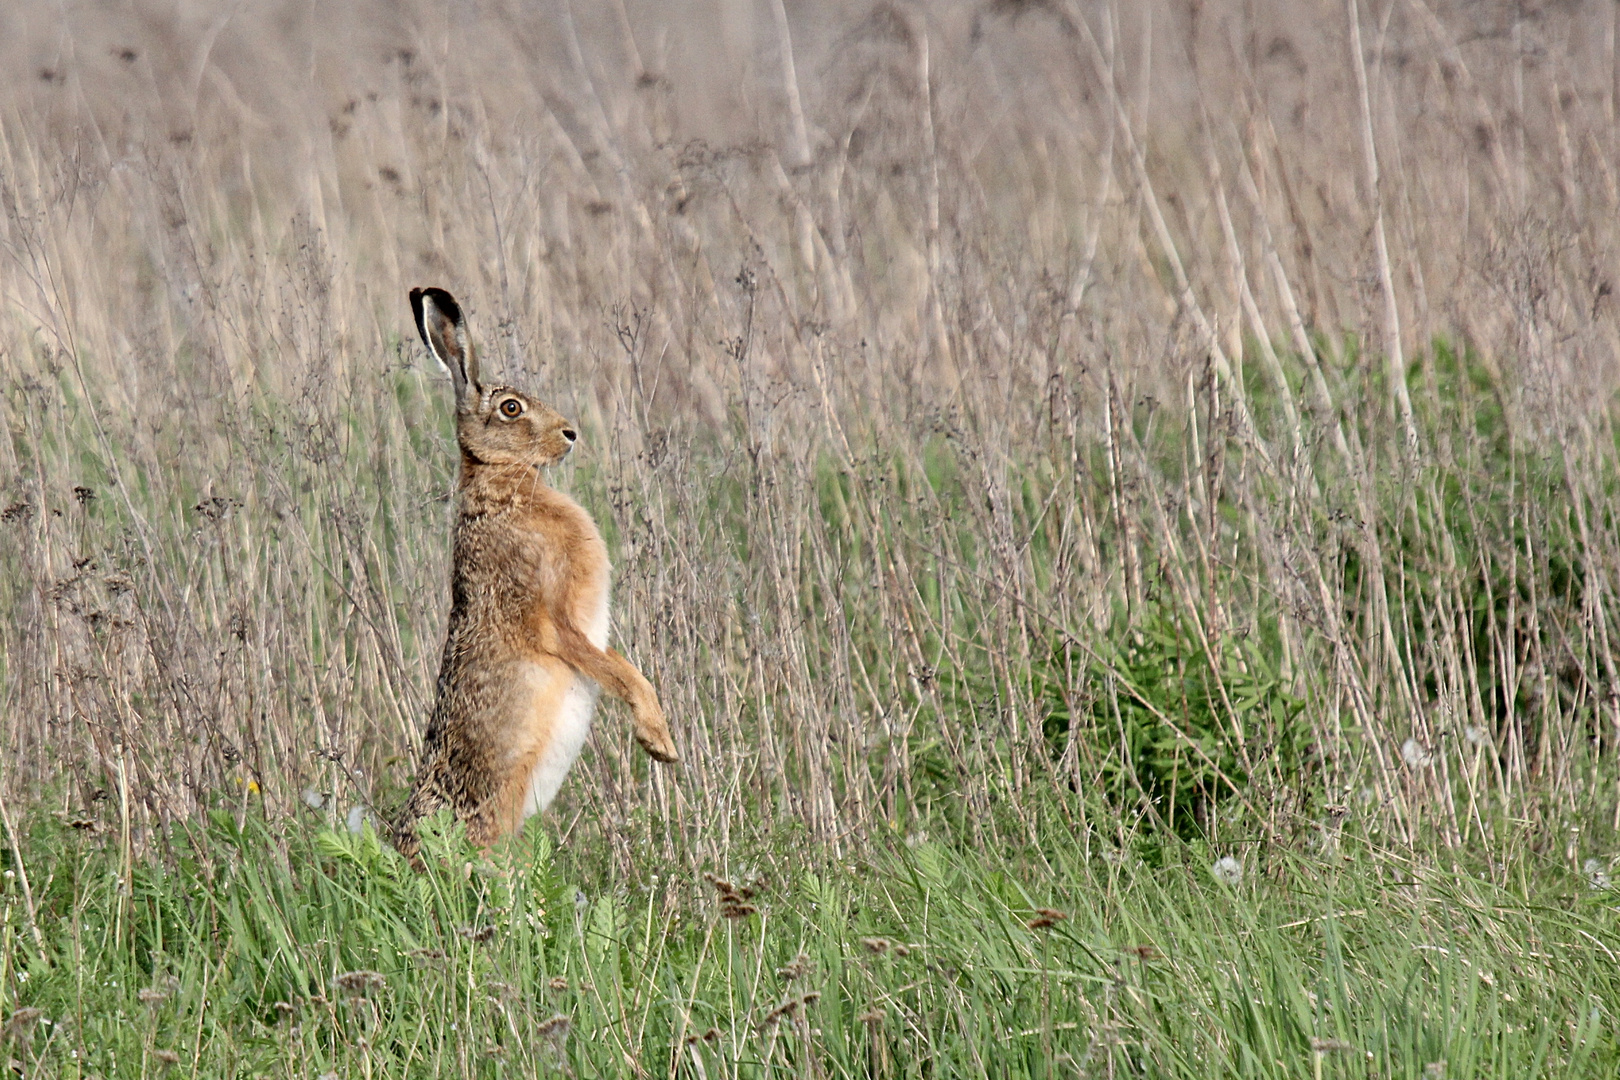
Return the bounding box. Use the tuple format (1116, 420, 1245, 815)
(552, 623, 678, 763)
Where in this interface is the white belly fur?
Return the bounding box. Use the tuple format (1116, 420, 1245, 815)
(520, 581, 611, 818)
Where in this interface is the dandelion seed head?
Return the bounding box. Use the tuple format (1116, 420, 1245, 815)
(1401, 738, 1433, 768)
(1212, 856, 1244, 886)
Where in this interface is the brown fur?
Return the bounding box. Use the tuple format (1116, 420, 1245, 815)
(394, 288, 676, 863)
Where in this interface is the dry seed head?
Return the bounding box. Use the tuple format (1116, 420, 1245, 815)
(1311, 1038, 1358, 1054)
(138, 987, 169, 1007)
(777, 952, 809, 980)
(4, 1009, 43, 1040)
(536, 1014, 572, 1042)
(333, 970, 386, 995)
(407, 947, 448, 966)
(1026, 908, 1068, 930)
(153, 1049, 181, 1066)
(860, 937, 891, 955)
(548, 976, 570, 992)
(458, 924, 496, 943)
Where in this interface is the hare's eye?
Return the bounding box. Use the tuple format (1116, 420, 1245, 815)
(499, 398, 523, 419)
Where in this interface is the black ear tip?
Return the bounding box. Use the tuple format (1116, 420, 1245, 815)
(417, 286, 463, 326)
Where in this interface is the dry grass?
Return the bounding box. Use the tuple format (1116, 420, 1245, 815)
(2, 0, 1619, 878)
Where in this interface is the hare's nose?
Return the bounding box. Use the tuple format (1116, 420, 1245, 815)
(561, 427, 577, 443)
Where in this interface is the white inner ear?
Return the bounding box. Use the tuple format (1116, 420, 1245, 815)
(427, 337, 454, 379)
(421, 298, 458, 379)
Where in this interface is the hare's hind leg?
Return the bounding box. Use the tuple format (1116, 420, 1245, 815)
(521, 670, 600, 816)
(460, 657, 592, 841)
(392, 772, 449, 868)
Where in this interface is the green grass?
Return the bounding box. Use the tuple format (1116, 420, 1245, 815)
(2, 807, 1616, 1077)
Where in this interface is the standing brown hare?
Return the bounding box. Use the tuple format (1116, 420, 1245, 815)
(394, 287, 676, 862)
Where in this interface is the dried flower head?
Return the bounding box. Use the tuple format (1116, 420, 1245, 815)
(860, 937, 892, 954)
(4, 1008, 43, 1040)
(333, 970, 386, 996)
(408, 947, 448, 966)
(1211, 856, 1244, 887)
(548, 976, 570, 992)
(705, 870, 765, 920)
(458, 924, 496, 944)
(1124, 944, 1159, 961)
(1310, 1038, 1357, 1054)
(536, 1014, 572, 1043)
(776, 953, 809, 981)
(153, 1049, 181, 1066)
(137, 987, 169, 1007)
(759, 991, 821, 1029)
(1025, 907, 1068, 930)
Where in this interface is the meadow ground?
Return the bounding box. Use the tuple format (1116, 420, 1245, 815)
(3, 1, 1620, 1075)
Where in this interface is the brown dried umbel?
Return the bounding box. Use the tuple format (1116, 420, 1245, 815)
(776, 952, 809, 981)
(705, 871, 765, 921)
(758, 991, 821, 1030)
(1025, 908, 1068, 931)
(535, 1014, 572, 1043)
(333, 970, 386, 996)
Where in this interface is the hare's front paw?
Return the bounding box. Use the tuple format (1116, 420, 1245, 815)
(634, 701, 678, 763)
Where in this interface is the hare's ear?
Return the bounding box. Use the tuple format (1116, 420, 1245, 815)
(410, 287, 481, 405)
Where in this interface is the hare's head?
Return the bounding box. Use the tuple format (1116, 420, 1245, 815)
(410, 287, 578, 468)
